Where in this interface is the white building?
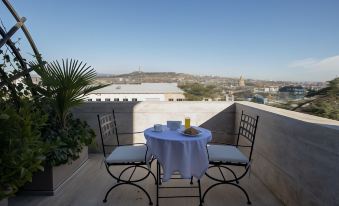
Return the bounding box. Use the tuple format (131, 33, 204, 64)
(86, 83, 185, 102)
(253, 86, 279, 93)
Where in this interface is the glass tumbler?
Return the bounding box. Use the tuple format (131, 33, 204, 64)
(185, 117, 191, 129)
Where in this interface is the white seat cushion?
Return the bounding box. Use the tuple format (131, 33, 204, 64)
(207, 144, 249, 164)
(106, 145, 147, 164)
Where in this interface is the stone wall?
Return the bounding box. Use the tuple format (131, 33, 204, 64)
(235, 102, 339, 206)
(72, 101, 236, 152)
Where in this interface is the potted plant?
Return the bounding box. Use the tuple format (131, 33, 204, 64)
(23, 59, 107, 194)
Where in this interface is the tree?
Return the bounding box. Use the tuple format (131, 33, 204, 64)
(292, 77, 338, 120)
(179, 83, 221, 100)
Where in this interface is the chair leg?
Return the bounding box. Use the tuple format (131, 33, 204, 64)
(103, 182, 153, 205)
(156, 162, 160, 206)
(150, 170, 157, 185)
(202, 182, 251, 205)
(149, 159, 157, 185)
(198, 179, 203, 206)
(157, 162, 162, 186)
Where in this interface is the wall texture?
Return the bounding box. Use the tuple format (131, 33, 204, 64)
(72, 101, 236, 152)
(235, 102, 339, 206)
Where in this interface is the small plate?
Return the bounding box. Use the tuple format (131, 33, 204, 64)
(178, 128, 202, 137)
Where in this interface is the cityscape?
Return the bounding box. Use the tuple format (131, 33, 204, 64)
(88, 71, 336, 120)
(1, 1, 339, 206)
(93, 71, 327, 103)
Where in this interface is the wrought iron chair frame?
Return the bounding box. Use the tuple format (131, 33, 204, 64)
(97, 109, 156, 205)
(202, 110, 259, 205)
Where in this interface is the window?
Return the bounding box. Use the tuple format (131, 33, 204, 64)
(105, 98, 111, 102)
(114, 98, 119, 101)
(176, 98, 183, 101)
(87, 99, 92, 102)
(168, 98, 174, 101)
(123, 98, 128, 101)
(96, 98, 101, 102)
(132, 98, 137, 102)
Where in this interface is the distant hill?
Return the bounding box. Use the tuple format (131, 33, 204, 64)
(95, 71, 240, 85)
(94, 71, 324, 88)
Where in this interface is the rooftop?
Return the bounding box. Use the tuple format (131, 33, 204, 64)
(91, 83, 184, 94)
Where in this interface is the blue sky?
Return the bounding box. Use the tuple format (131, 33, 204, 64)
(1, 0, 339, 81)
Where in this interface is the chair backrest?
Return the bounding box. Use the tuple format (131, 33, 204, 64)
(236, 110, 259, 161)
(97, 109, 120, 157)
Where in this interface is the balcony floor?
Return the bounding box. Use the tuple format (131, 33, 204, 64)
(10, 154, 282, 206)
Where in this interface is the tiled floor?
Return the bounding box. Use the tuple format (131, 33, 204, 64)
(10, 154, 282, 206)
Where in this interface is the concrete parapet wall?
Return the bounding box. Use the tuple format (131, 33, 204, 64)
(72, 101, 236, 152)
(236, 102, 339, 206)
(72, 101, 339, 205)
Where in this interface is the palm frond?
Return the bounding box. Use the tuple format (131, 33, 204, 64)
(30, 59, 109, 128)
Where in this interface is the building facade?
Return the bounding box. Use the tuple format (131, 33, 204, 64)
(279, 85, 305, 95)
(86, 83, 185, 102)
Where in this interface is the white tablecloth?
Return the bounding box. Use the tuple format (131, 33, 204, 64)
(144, 126, 212, 182)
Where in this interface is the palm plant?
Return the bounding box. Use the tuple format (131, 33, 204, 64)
(33, 59, 107, 128)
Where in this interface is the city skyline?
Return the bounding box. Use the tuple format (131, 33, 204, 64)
(1, 0, 338, 82)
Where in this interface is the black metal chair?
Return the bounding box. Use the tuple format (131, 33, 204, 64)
(202, 110, 259, 205)
(97, 109, 156, 205)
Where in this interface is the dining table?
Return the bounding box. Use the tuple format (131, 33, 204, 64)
(144, 125, 212, 206)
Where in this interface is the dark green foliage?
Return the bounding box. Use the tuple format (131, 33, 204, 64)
(277, 78, 339, 121)
(1, 55, 103, 199)
(42, 113, 95, 166)
(301, 99, 338, 120)
(0, 51, 48, 199)
(179, 83, 221, 100)
(0, 100, 47, 199)
(306, 77, 338, 98)
(295, 78, 338, 120)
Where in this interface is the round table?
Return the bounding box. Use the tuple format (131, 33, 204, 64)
(144, 125, 212, 182)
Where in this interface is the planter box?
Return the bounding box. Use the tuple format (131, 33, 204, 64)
(23, 147, 88, 195)
(0, 198, 8, 206)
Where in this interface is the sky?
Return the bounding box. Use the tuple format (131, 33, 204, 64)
(1, 0, 339, 82)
